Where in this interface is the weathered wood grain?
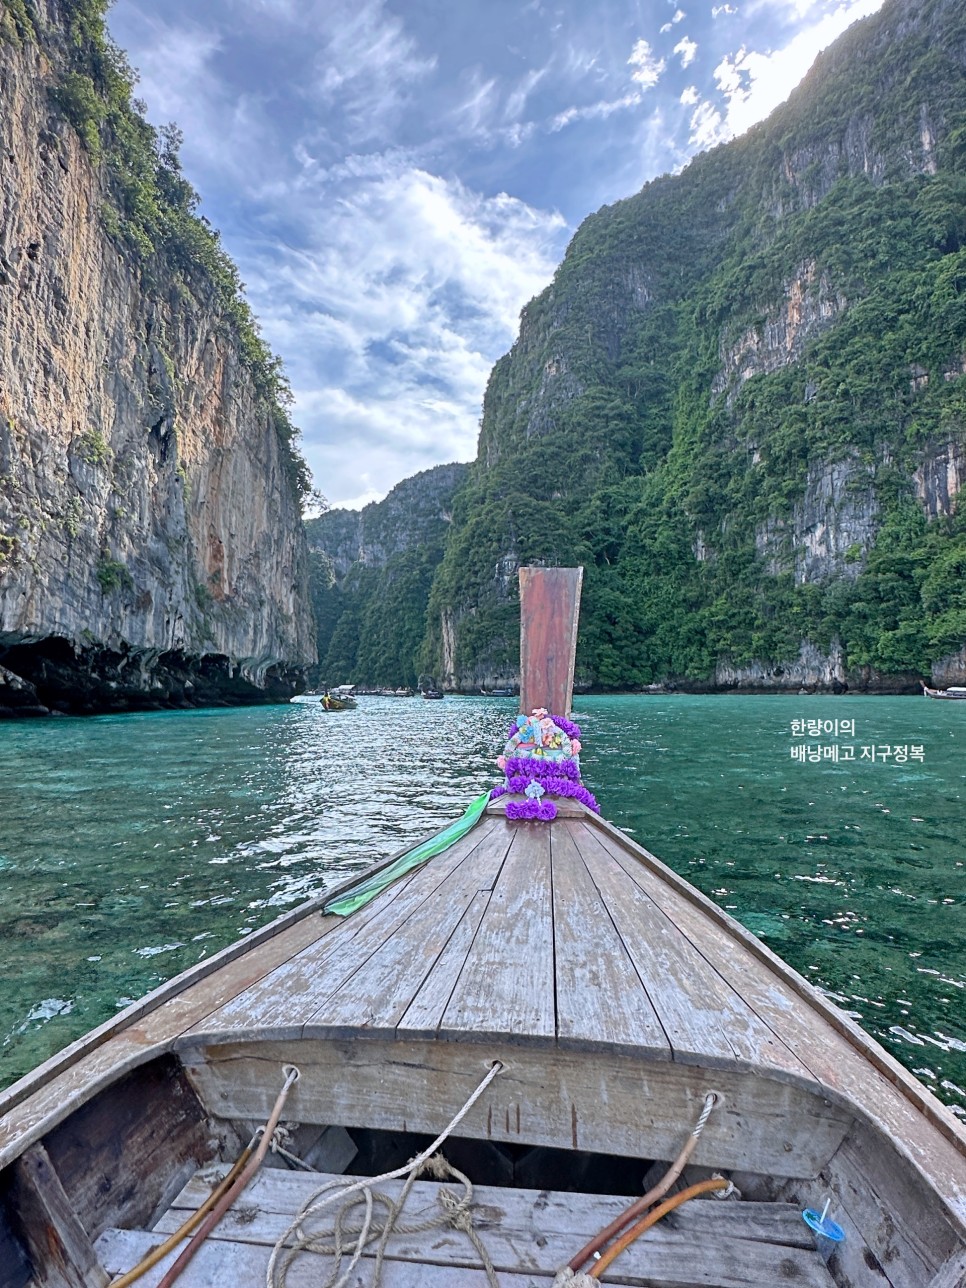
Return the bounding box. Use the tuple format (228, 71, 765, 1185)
(395, 891, 492, 1038)
(439, 824, 556, 1043)
(162, 1164, 815, 1248)
(0, 818, 438, 1127)
(188, 817, 503, 1042)
(299, 821, 513, 1038)
(42, 1056, 212, 1243)
(825, 1126, 954, 1288)
(585, 810, 966, 1163)
(97, 1166, 837, 1287)
(519, 565, 583, 717)
(181, 1038, 852, 1178)
(0, 910, 336, 1171)
(573, 823, 807, 1078)
(9, 1143, 108, 1288)
(0, 1191, 33, 1288)
(928, 1250, 966, 1288)
(595, 823, 966, 1250)
(550, 823, 670, 1056)
(97, 1230, 619, 1288)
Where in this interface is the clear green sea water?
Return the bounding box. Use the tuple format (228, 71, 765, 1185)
(0, 694, 963, 1113)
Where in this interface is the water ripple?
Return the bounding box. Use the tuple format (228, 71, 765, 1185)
(0, 693, 963, 1108)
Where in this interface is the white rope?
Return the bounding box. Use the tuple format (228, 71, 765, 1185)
(691, 1090, 718, 1139)
(265, 1059, 504, 1288)
(709, 1173, 739, 1200)
(552, 1269, 596, 1287)
(248, 1123, 318, 1172)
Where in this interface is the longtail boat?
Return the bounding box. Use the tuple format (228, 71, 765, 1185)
(922, 682, 966, 700)
(1, 568, 964, 1288)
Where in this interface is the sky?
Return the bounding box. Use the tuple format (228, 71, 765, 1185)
(107, 0, 887, 510)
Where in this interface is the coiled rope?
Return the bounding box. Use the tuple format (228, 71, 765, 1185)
(266, 1059, 504, 1288)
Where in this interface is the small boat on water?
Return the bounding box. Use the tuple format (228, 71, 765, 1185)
(320, 685, 358, 710)
(922, 682, 966, 700)
(1, 568, 964, 1288)
(481, 687, 514, 697)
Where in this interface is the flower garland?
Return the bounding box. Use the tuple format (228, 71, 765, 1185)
(490, 709, 599, 821)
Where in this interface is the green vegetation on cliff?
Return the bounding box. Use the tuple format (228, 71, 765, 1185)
(3, 0, 311, 504)
(426, 0, 966, 689)
(306, 465, 468, 687)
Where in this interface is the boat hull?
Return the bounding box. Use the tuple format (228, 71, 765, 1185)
(1, 805, 964, 1288)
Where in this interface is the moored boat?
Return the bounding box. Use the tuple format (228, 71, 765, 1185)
(922, 682, 966, 699)
(1, 568, 964, 1288)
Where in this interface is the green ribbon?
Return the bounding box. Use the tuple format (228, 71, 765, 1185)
(322, 790, 492, 917)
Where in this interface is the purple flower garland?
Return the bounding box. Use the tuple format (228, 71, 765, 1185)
(492, 712, 599, 818)
(504, 798, 558, 821)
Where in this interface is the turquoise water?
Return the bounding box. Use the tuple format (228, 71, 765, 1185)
(0, 695, 963, 1113)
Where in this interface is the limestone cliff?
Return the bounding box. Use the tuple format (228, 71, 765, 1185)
(305, 463, 468, 688)
(306, 463, 468, 580)
(427, 0, 966, 693)
(0, 1, 315, 714)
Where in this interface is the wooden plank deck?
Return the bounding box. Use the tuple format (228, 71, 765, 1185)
(4, 801, 966, 1270)
(185, 811, 809, 1075)
(94, 1164, 837, 1288)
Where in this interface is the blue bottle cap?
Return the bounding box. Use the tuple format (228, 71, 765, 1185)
(802, 1208, 845, 1241)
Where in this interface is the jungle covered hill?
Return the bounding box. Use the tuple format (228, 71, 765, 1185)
(312, 0, 966, 694)
(306, 464, 468, 691)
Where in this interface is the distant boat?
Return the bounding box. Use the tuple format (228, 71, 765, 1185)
(922, 682, 966, 700)
(418, 675, 445, 699)
(480, 686, 514, 697)
(320, 684, 357, 711)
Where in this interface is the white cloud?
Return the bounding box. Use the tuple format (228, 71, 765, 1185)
(688, 0, 886, 148)
(450, 72, 501, 135)
(687, 99, 726, 150)
(674, 36, 698, 68)
(107, 0, 892, 507)
(310, 0, 437, 140)
(504, 65, 549, 121)
(106, 20, 268, 181)
(241, 161, 567, 505)
(628, 39, 666, 90)
(550, 91, 642, 131)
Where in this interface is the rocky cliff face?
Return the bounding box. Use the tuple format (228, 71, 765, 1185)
(0, 3, 315, 714)
(304, 462, 468, 687)
(425, 0, 966, 693)
(306, 463, 468, 580)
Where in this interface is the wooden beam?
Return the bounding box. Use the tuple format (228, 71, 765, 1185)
(181, 1037, 852, 1178)
(9, 1144, 108, 1288)
(518, 566, 583, 716)
(929, 1251, 966, 1288)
